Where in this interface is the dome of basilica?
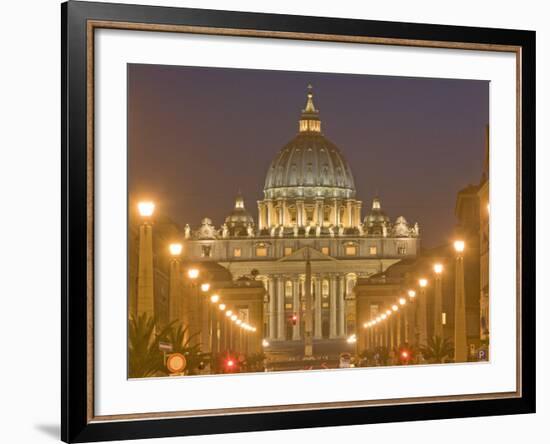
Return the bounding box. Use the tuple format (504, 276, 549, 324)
(263, 86, 356, 200)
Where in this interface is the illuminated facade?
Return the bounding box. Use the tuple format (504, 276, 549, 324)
(181, 87, 421, 344)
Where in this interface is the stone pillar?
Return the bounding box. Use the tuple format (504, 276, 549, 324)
(277, 277, 286, 340)
(390, 316, 395, 349)
(355, 202, 362, 227)
(314, 276, 322, 339)
(268, 277, 276, 340)
(418, 287, 428, 346)
(454, 251, 468, 362)
(434, 273, 443, 338)
(333, 199, 339, 226)
(168, 259, 181, 323)
(338, 275, 346, 337)
(396, 311, 402, 347)
(266, 200, 274, 228)
(315, 199, 323, 226)
(296, 200, 304, 227)
(329, 276, 338, 338)
(257, 201, 265, 230)
(346, 200, 353, 227)
(137, 222, 154, 318)
(292, 278, 301, 340)
(281, 200, 287, 226)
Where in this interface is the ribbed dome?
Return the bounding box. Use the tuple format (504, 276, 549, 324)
(263, 86, 356, 199)
(364, 197, 390, 228)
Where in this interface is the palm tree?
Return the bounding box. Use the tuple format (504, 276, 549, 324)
(163, 322, 209, 375)
(128, 314, 172, 378)
(420, 336, 454, 364)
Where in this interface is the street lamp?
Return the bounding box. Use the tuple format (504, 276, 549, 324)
(168, 243, 183, 323)
(399, 297, 406, 306)
(136, 201, 155, 318)
(210, 294, 220, 304)
(201, 282, 211, 292)
(408, 289, 416, 299)
(454, 239, 467, 362)
(137, 201, 155, 217)
(417, 278, 428, 346)
(188, 268, 199, 280)
(392, 305, 398, 312)
(219, 303, 226, 311)
(433, 263, 444, 338)
(169, 243, 182, 256)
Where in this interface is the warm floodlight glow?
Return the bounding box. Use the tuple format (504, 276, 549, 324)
(392, 305, 398, 311)
(231, 315, 238, 321)
(381, 314, 387, 320)
(138, 201, 155, 217)
(433, 263, 443, 274)
(236, 319, 242, 325)
(169, 243, 183, 256)
(218, 303, 226, 311)
(187, 268, 199, 279)
(408, 290, 416, 298)
(419, 278, 428, 288)
(386, 309, 392, 316)
(210, 294, 220, 303)
(399, 297, 407, 305)
(347, 334, 357, 344)
(454, 240, 465, 253)
(225, 310, 233, 317)
(200, 282, 210, 292)
(262, 339, 270, 347)
(363, 323, 368, 328)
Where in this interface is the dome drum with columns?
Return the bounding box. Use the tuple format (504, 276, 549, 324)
(181, 87, 421, 345)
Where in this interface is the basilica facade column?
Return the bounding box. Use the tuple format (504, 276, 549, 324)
(346, 200, 353, 227)
(314, 276, 323, 339)
(277, 276, 286, 340)
(338, 275, 346, 337)
(296, 199, 304, 227)
(292, 277, 301, 340)
(257, 201, 266, 230)
(266, 199, 274, 228)
(355, 202, 362, 227)
(268, 277, 276, 340)
(329, 275, 338, 338)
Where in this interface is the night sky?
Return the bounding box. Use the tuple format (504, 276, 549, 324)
(128, 64, 488, 248)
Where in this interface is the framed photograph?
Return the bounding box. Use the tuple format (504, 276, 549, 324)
(62, 1, 536, 442)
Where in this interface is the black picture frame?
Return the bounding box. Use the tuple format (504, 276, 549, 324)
(61, 1, 536, 442)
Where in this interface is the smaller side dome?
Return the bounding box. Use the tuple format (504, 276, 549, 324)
(364, 197, 390, 236)
(224, 194, 254, 235)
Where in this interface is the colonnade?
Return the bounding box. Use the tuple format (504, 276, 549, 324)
(265, 273, 352, 341)
(257, 198, 362, 230)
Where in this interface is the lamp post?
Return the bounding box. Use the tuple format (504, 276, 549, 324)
(218, 303, 226, 353)
(137, 201, 155, 319)
(398, 298, 406, 347)
(200, 280, 211, 353)
(406, 289, 416, 345)
(433, 263, 444, 338)
(418, 278, 428, 346)
(168, 243, 182, 323)
(209, 294, 220, 364)
(454, 240, 468, 362)
(187, 268, 200, 347)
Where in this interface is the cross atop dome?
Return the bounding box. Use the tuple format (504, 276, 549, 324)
(299, 85, 321, 133)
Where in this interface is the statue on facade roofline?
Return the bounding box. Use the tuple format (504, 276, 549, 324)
(316, 224, 321, 237)
(184, 224, 191, 239)
(305, 224, 311, 237)
(412, 222, 420, 237)
(247, 224, 254, 238)
(382, 223, 388, 238)
(293, 224, 299, 237)
(328, 225, 335, 237)
(221, 223, 229, 238)
(270, 225, 277, 237)
(338, 224, 344, 236)
(393, 216, 410, 237)
(358, 223, 364, 236)
(279, 225, 284, 237)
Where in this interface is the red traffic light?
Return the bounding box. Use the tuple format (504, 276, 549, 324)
(399, 348, 412, 364)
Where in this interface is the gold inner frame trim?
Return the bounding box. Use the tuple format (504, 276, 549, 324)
(86, 19, 523, 423)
